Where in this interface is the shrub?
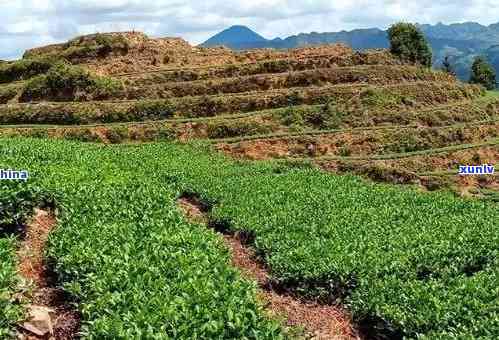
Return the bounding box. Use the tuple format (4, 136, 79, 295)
(90, 77, 124, 100)
(338, 146, 351, 156)
(287, 91, 305, 106)
(421, 176, 449, 191)
(305, 102, 344, 129)
(105, 127, 127, 144)
(21, 61, 123, 101)
(61, 33, 130, 60)
(280, 106, 305, 128)
(0, 57, 57, 83)
(388, 23, 432, 67)
(0, 84, 19, 104)
(469, 56, 497, 90)
(46, 61, 93, 91)
(206, 120, 273, 138)
(279, 104, 344, 130)
(129, 100, 175, 120)
(62, 129, 100, 142)
(361, 87, 403, 108)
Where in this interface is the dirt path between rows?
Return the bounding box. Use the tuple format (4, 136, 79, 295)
(177, 197, 359, 340)
(16, 209, 80, 340)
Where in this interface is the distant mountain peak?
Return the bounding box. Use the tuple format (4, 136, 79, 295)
(201, 25, 268, 49)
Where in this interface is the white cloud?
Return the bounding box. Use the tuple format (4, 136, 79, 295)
(0, 0, 498, 59)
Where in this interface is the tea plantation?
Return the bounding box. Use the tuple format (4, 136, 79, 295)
(0, 138, 497, 338)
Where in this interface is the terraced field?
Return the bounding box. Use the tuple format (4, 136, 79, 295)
(1, 32, 498, 339)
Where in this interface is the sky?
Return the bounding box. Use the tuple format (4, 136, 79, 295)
(1, 0, 499, 60)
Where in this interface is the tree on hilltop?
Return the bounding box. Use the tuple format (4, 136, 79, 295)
(469, 56, 497, 90)
(388, 23, 432, 67)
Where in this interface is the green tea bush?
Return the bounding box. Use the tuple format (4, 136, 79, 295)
(0, 238, 21, 338)
(0, 139, 284, 338)
(160, 144, 498, 339)
(0, 182, 52, 234)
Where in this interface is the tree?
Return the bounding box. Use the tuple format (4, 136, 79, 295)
(388, 23, 432, 67)
(469, 56, 497, 90)
(441, 55, 456, 76)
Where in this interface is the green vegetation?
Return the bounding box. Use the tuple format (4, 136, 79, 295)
(360, 86, 412, 108)
(129, 100, 175, 120)
(388, 23, 432, 67)
(57, 33, 130, 60)
(1, 138, 497, 338)
(0, 57, 57, 83)
(484, 90, 499, 98)
(312, 139, 499, 161)
(0, 182, 52, 337)
(0, 84, 20, 104)
(470, 56, 497, 90)
(126, 51, 400, 85)
(0, 237, 20, 338)
(21, 61, 123, 101)
(279, 102, 344, 130)
(0, 139, 284, 339)
(0, 82, 483, 125)
(207, 120, 275, 138)
(0, 36, 497, 339)
(124, 65, 455, 100)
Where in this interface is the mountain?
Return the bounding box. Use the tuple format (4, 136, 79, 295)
(201, 25, 269, 50)
(278, 28, 389, 50)
(201, 26, 389, 50)
(418, 22, 499, 44)
(202, 23, 499, 81)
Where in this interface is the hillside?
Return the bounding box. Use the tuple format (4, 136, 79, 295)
(202, 22, 499, 81)
(0, 31, 498, 339)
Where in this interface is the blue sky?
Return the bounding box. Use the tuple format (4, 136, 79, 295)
(1, 0, 499, 59)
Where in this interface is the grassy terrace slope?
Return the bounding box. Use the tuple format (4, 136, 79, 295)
(219, 120, 499, 159)
(0, 82, 479, 125)
(1, 138, 498, 339)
